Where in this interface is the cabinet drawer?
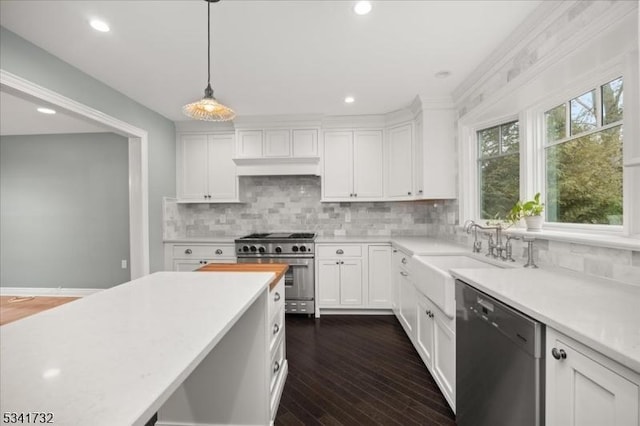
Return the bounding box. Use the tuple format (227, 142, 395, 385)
(270, 309, 285, 353)
(270, 338, 286, 394)
(172, 244, 234, 259)
(317, 245, 362, 258)
(269, 278, 285, 319)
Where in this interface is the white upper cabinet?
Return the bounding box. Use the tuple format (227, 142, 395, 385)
(353, 131, 384, 199)
(416, 108, 456, 199)
(322, 130, 383, 202)
(177, 133, 239, 203)
(264, 130, 291, 157)
(236, 128, 319, 160)
(236, 130, 263, 158)
(386, 123, 415, 199)
(292, 129, 318, 157)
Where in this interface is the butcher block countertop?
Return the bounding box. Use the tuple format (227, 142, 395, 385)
(198, 263, 288, 290)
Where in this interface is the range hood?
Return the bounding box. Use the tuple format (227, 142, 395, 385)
(233, 156, 320, 176)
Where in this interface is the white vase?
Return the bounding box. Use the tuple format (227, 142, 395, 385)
(524, 215, 543, 232)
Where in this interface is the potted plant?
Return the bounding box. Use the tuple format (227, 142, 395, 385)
(507, 193, 545, 231)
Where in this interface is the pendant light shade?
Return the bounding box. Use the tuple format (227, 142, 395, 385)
(183, 0, 235, 121)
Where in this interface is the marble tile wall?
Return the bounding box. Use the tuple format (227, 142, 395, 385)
(164, 176, 432, 239)
(423, 199, 640, 286)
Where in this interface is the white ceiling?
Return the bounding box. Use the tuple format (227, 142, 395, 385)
(0, 89, 109, 136)
(0, 0, 543, 122)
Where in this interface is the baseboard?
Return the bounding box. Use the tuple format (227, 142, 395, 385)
(0, 287, 103, 297)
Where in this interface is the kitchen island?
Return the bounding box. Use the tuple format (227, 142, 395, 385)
(0, 269, 286, 426)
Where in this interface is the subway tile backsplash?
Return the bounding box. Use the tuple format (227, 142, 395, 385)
(163, 175, 639, 286)
(164, 176, 433, 239)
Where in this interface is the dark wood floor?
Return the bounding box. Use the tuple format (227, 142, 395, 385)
(275, 315, 457, 426)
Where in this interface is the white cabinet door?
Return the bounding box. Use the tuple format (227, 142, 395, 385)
(264, 130, 291, 157)
(547, 329, 639, 426)
(180, 134, 209, 200)
(368, 245, 391, 307)
(323, 131, 353, 199)
(237, 130, 263, 158)
(318, 260, 341, 306)
(339, 259, 363, 306)
(421, 108, 456, 199)
(413, 113, 424, 198)
(353, 130, 384, 199)
(398, 272, 417, 337)
(387, 123, 414, 199)
(208, 134, 238, 201)
(433, 311, 455, 410)
(292, 129, 318, 157)
(416, 296, 435, 368)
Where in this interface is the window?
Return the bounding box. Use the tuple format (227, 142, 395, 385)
(544, 77, 623, 225)
(477, 121, 519, 219)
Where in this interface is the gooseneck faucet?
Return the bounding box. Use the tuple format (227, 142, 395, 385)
(463, 220, 505, 260)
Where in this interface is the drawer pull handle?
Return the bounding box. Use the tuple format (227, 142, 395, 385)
(336, 249, 344, 255)
(215, 249, 223, 255)
(273, 361, 280, 374)
(273, 323, 280, 335)
(551, 348, 567, 360)
(185, 249, 192, 255)
(401, 257, 407, 264)
(400, 271, 409, 277)
(274, 292, 281, 302)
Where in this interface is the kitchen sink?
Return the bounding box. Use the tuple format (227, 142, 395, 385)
(412, 255, 502, 318)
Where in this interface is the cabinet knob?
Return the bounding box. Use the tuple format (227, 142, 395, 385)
(185, 249, 192, 255)
(419, 190, 423, 194)
(340, 261, 344, 264)
(273, 323, 280, 335)
(273, 361, 281, 374)
(203, 195, 207, 200)
(349, 193, 354, 197)
(354, 193, 357, 197)
(215, 249, 223, 255)
(408, 191, 412, 195)
(274, 292, 281, 302)
(336, 249, 344, 255)
(551, 348, 567, 360)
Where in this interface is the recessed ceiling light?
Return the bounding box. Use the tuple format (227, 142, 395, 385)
(435, 71, 452, 79)
(90, 19, 110, 32)
(37, 107, 56, 115)
(354, 1, 372, 15)
(344, 96, 355, 104)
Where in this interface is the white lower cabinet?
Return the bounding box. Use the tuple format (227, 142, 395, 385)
(317, 243, 392, 313)
(546, 327, 639, 426)
(393, 249, 456, 412)
(317, 257, 363, 307)
(368, 245, 392, 307)
(164, 243, 236, 271)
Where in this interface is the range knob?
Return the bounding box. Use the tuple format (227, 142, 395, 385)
(258, 246, 266, 253)
(242, 246, 249, 253)
(292, 245, 299, 252)
(250, 245, 257, 252)
(275, 246, 282, 254)
(300, 246, 307, 252)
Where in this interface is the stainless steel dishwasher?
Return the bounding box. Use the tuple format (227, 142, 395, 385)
(456, 279, 544, 426)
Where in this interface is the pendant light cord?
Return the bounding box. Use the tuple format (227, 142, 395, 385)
(207, 0, 211, 85)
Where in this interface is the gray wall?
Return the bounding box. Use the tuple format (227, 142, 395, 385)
(0, 26, 176, 273)
(1, 133, 130, 288)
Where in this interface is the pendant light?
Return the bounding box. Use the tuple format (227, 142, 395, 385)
(183, 0, 235, 121)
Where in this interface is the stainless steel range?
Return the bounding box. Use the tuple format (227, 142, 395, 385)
(235, 232, 316, 315)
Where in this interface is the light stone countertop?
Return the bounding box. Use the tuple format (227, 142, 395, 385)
(0, 271, 275, 426)
(164, 237, 240, 244)
(451, 267, 640, 373)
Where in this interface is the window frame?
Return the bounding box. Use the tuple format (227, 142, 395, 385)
(459, 58, 638, 241)
(531, 69, 625, 234)
(476, 119, 521, 221)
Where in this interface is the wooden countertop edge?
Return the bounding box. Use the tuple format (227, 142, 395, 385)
(197, 263, 289, 290)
